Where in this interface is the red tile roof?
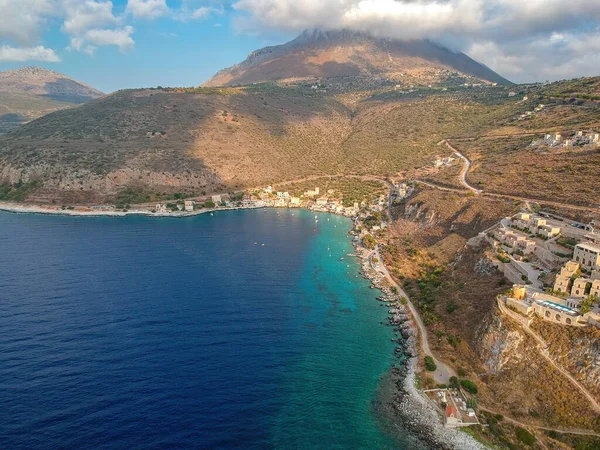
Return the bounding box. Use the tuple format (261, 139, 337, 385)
(445, 405, 458, 418)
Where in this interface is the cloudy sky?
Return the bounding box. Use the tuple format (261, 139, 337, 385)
(0, 0, 599, 92)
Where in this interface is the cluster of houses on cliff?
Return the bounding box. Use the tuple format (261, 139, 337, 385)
(530, 130, 600, 149)
(492, 212, 600, 328)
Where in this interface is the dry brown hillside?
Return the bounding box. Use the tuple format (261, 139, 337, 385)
(0, 84, 524, 203)
(0, 67, 104, 133)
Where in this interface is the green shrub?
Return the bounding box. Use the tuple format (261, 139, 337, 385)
(515, 427, 535, 446)
(424, 356, 437, 372)
(449, 376, 459, 389)
(460, 379, 478, 394)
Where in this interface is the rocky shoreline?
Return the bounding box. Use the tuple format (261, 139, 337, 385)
(355, 241, 486, 449)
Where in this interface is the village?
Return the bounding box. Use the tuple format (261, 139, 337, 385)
(152, 181, 414, 225)
(486, 211, 600, 328)
(530, 129, 600, 150)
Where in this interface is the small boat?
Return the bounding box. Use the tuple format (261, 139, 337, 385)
(314, 215, 318, 219)
(261, 243, 265, 247)
(210, 213, 214, 216)
(340, 257, 344, 261)
(254, 242, 257, 245)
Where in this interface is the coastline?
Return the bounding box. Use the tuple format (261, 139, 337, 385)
(0, 201, 255, 218)
(354, 239, 487, 450)
(1, 200, 485, 449)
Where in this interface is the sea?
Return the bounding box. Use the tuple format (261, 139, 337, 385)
(0, 208, 425, 449)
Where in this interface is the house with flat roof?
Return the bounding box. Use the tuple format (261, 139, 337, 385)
(539, 225, 561, 238)
(571, 278, 590, 298)
(574, 243, 600, 270)
(553, 261, 581, 294)
(184, 200, 195, 212)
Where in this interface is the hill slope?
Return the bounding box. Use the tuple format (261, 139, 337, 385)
(204, 29, 511, 87)
(0, 67, 104, 133)
(0, 84, 522, 203)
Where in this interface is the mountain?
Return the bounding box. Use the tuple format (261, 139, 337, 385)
(204, 29, 512, 87)
(0, 82, 520, 204)
(0, 67, 104, 133)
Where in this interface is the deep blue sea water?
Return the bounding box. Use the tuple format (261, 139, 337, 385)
(0, 208, 418, 449)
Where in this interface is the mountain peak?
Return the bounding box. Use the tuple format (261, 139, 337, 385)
(0, 66, 104, 99)
(204, 29, 511, 87)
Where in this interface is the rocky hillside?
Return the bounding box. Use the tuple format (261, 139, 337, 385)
(383, 188, 600, 448)
(0, 67, 104, 133)
(0, 84, 524, 203)
(204, 29, 511, 87)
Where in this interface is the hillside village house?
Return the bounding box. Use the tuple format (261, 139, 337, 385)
(445, 406, 461, 427)
(276, 191, 290, 199)
(304, 187, 320, 197)
(553, 261, 581, 294)
(184, 200, 195, 212)
(211, 195, 222, 204)
(494, 228, 536, 254)
(505, 283, 598, 328)
(574, 243, 600, 270)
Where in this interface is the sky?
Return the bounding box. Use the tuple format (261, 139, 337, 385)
(1, 0, 600, 93)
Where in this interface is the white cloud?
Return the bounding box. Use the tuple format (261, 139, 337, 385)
(0, 0, 56, 45)
(173, 3, 224, 21)
(231, 0, 600, 81)
(0, 44, 60, 62)
(85, 26, 135, 52)
(61, 0, 119, 35)
(126, 0, 169, 20)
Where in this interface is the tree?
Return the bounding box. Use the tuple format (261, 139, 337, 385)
(460, 379, 478, 394)
(424, 356, 437, 372)
(580, 295, 598, 315)
(515, 427, 536, 446)
(449, 376, 459, 389)
(363, 234, 377, 249)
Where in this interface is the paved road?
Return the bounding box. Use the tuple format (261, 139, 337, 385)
(414, 179, 599, 214)
(441, 140, 482, 194)
(497, 301, 600, 413)
(370, 246, 456, 384)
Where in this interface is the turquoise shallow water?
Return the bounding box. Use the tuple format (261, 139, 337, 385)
(0, 208, 411, 449)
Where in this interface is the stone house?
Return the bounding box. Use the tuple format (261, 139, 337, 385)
(574, 243, 600, 270)
(539, 225, 561, 238)
(571, 278, 589, 298)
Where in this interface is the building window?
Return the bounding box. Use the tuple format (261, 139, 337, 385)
(545, 311, 550, 318)
(566, 318, 572, 325)
(556, 314, 561, 321)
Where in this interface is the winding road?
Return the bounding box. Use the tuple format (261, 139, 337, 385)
(440, 139, 482, 194)
(369, 245, 456, 384)
(479, 406, 600, 438)
(497, 301, 600, 413)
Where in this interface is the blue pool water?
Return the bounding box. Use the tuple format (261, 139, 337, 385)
(0, 208, 414, 449)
